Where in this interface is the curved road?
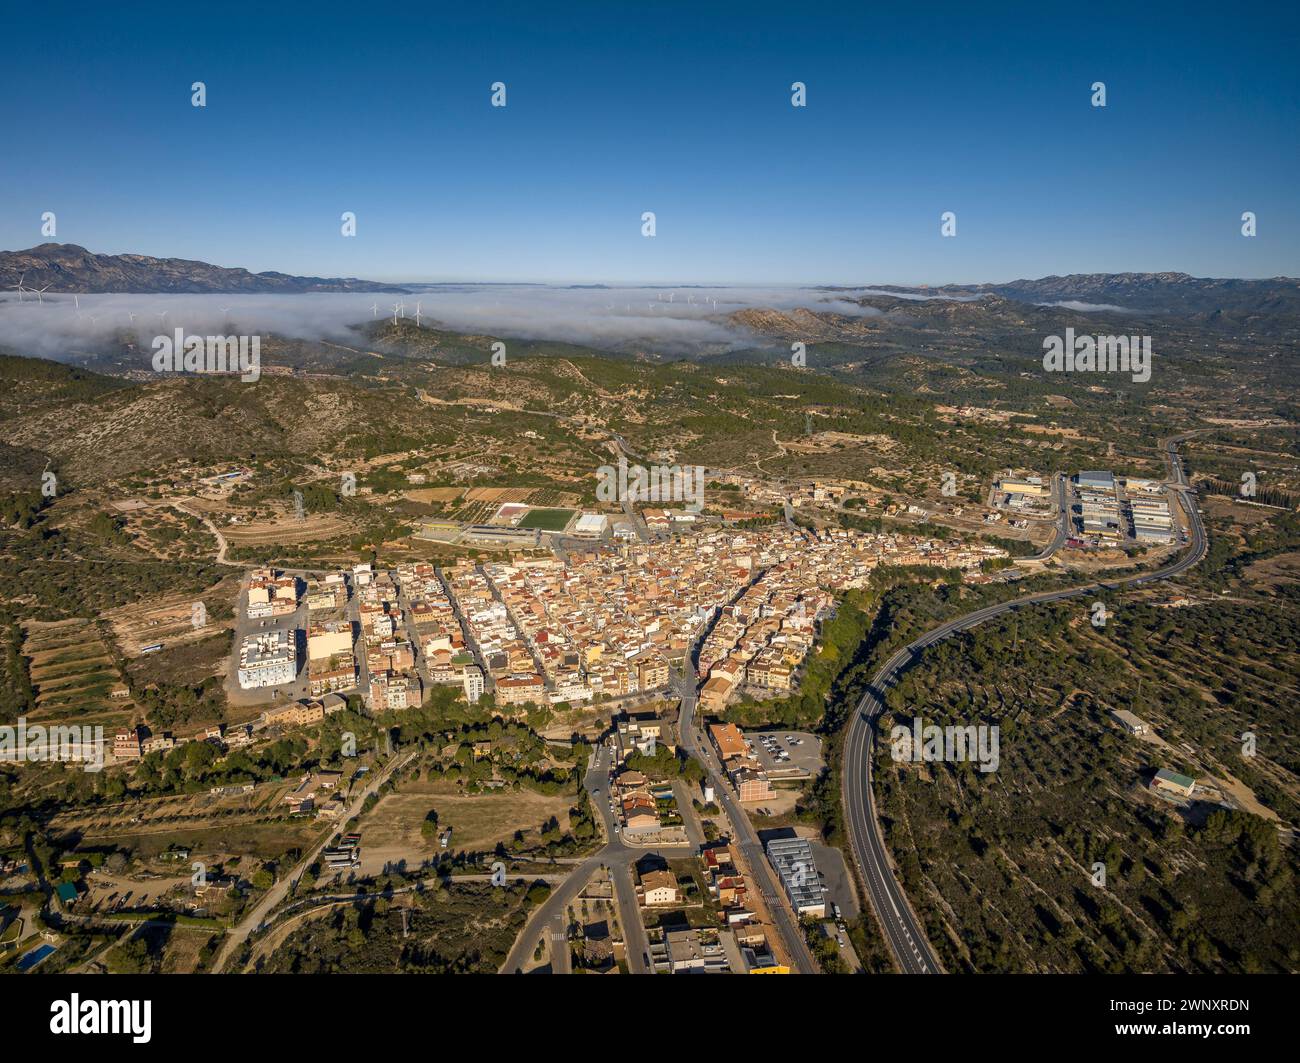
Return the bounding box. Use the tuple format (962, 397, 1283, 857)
(500, 745, 686, 974)
(842, 435, 1208, 973)
(212, 748, 418, 972)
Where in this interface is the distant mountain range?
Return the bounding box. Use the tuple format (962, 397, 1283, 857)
(862, 272, 1300, 315)
(3, 247, 1293, 314)
(0, 244, 410, 295)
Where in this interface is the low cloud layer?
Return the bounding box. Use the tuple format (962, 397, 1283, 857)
(0, 285, 887, 360)
(1037, 300, 1136, 313)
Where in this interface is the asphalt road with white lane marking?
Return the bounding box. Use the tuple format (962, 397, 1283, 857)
(841, 435, 1208, 973)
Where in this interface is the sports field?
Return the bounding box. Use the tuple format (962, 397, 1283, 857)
(517, 508, 575, 531)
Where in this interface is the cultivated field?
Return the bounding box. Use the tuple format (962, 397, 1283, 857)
(404, 487, 466, 505)
(51, 781, 307, 845)
(464, 487, 532, 504)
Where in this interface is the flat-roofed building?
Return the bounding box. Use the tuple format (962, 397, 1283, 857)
(999, 477, 1047, 497)
(571, 512, 609, 539)
(664, 928, 727, 973)
(309, 654, 356, 695)
(730, 765, 771, 803)
(634, 650, 669, 691)
(1077, 470, 1116, 491)
(237, 630, 295, 689)
(262, 698, 344, 729)
(306, 589, 340, 611)
(1111, 709, 1149, 735)
(1130, 498, 1171, 513)
(463, 525, 542, 548)
(463, 666, 484, 704)
(1151, 768, 1196, 798)
(765, 836, 826, 918)
(366, 671, 422, 712)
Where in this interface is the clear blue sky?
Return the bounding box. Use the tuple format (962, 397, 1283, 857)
(3, 0, 1296, 284)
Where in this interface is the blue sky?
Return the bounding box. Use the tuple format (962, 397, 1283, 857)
(3, 0, 1297, 284)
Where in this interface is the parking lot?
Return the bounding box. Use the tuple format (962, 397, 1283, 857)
(223, 571, 311, 709)
(744, 730, 823, 779)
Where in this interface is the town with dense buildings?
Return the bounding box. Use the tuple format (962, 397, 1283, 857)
(31, 511, 1009, 976)
(6, 404, 1247, 983)
(30, 410, 1236, 982)
(226, 522, 1009, 730)
(0, 262, 1286, 985)
(4, 2, 1299, 1015)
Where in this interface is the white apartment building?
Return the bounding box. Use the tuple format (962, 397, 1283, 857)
(463, 666, 484, 704)
(237, 630, 295, 689)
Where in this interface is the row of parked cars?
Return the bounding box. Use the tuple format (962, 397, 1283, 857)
(756, 732, 803, 763)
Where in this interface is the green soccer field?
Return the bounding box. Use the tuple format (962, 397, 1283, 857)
(517, 508, 576, 531)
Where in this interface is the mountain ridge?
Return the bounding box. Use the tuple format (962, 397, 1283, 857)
(0, 243, 410, 295)
(852, 272, 1300, 315)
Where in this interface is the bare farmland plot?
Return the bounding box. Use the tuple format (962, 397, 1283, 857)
(360, 786, 575, 867)
(105, 581, 238, 658)
(403, 487, 466, 505)
(465, 487, 533, 504)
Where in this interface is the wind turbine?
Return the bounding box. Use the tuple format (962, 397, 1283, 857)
(414, 301, 422, 326)
(687, 294, 694, 304)
(370, 302, 378, 319)
(219, 306, 231, 313)
(398, 301, 405, 319)
(668, 292, 674, 303)
(127, 312, 137, 323)
(34, 284, 51, 304)
(157, 311, 168, 326)
(391, 302, 400, 325)
(10, 273, 27, 302)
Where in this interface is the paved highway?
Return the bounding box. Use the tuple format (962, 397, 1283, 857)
(841, 435, 1208, 973)
(1026, 472, 1072, 561)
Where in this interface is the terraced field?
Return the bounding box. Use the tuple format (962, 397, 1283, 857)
(21, 618, 128, 723)
(221, 513, 351, 546)
(50, 780, 312, 848)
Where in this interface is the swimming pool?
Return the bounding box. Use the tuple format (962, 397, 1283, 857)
(16, 943, 57, 972)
